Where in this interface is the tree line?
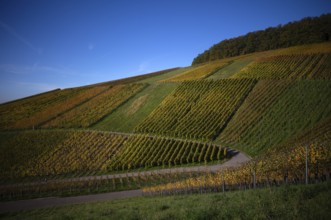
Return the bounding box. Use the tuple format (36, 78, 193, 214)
(192, 14, 331, 65)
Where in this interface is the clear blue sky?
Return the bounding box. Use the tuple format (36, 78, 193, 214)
(0, 0, 330, 103)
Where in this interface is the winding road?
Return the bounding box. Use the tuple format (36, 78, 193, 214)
(0, 151, 250, 213)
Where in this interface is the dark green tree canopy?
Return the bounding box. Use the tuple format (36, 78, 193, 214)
(192, 14, 331, 65)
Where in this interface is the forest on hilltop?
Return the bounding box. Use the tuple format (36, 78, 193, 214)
(192, 14, 331, 65)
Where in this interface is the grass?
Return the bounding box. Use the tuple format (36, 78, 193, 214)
(208, 59, 253, 79)
(0, 171, 205, 202)
(92, 83, 178, 132)
(162, 61, 228, 82)
(136, 67, 194, 84)
(2, 182, 330, 219)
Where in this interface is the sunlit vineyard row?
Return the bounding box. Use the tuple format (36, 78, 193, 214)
(102, 135, 228, 171)
(11, 86, 110, 130)
(135, 79, 256, 141)
(162, 61, 229, 82)
(144, 115, 331, 194)
(143, 92, 331, 194)
(0, 88, 85, 130)
(143, 141, 331, 195)
(43, 83, 146, 128)
(0, 130, 228, 181)
(233, 53, 331, 79)
(0, 170, 203, 201)
(218, 80, 331, 155)
(0, 130, 128, 180)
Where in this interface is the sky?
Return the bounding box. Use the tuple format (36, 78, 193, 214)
(0, 0, 330, 103)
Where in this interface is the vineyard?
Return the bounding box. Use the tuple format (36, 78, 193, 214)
(218, 79, 293, 145)
(233, 53, 331, 79)
(144, 136, 331, 195)
(92, 83, 179, 133)
(0, 130, 127, 180)
(218, 80, 331, 155)
(0, 130, 228, 181)
(42, 83, 146, 128)
(103, 135, 227, 171)
(0, 88, 84, 130)
(10, 86, 110, 130)
(0, 42, 331, 206)
(0, 169, 203, 201)
(162, 61, 228, 82)
(135, 79, 256, 140)
(207, 59, 253, 79)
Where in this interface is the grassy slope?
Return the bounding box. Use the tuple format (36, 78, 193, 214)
(87, 68, 180, 87)
(92, 83, 178, 132)
(136, 67, 194, 84)
(162, 61, 228, 82)
(207, 59, 252, 79)
(2, 183, 330, 219)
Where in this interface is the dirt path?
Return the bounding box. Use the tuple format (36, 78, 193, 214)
(0, 151, 250, 213)
(0, 190, 143, 213)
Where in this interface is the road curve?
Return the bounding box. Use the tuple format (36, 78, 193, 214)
(70, 150, 251, 181)
(0, 151, 251, 213)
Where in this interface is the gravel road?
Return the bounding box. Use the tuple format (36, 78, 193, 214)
(0, 151, 251, 213)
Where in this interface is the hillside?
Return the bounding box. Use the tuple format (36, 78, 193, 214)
(0, 41, 331, 204)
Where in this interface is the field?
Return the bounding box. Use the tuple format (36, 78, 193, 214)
(0, 42, 331, 216)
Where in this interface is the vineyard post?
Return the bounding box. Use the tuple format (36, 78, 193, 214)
(253, 169, 256, 189)
(222, 170, 225, 193)
(251, 162, 256, 189)
(305, 144, 309, 185)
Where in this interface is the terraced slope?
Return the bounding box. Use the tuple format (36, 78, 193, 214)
(135, 79, 256, 141)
